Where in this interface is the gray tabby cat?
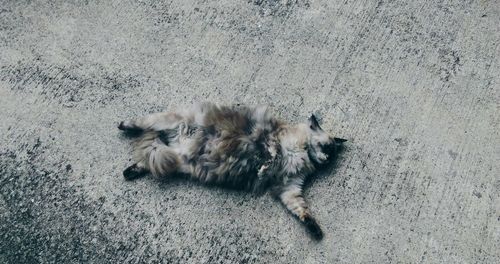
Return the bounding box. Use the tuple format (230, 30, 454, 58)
(118, 102, 346, 240)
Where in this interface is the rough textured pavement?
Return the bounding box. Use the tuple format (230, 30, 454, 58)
(1, 0, 499, 263)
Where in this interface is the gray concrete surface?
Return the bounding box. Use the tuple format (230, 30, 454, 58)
(0, 0, 499, 263)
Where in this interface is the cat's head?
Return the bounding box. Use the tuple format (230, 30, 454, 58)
(306, 114, 346, 165)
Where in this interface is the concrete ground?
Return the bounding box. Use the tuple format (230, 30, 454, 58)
(0, 0, 498, 263)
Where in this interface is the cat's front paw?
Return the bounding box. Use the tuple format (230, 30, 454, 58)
(118, 121, 132, 130)
(118, 121, 143, 135)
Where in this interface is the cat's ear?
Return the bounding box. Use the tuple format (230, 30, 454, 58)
(308, 114, 321, 130)
(334, 137, 348, 143)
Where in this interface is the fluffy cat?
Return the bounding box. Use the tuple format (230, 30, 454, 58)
(118, 102, 346, 239)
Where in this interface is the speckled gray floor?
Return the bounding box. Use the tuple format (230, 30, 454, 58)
(0, 0, 499, 263)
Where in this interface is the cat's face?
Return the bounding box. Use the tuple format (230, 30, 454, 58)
(306, 114, 338, 165)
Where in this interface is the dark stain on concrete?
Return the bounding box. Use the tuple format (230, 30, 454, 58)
(448, 150, 458, 160)
(438, 49, 462, 82)
(0, 60, 144, 106)
(249, 0, 310, 17)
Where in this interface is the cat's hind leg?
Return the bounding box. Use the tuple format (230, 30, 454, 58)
(125, 140, 181, 181)
(119, 112, 184, 133)
(279, 180, 323, 240)
(147, 140, 181, 180)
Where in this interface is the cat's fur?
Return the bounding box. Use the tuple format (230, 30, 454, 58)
(118, 102, 346, 240)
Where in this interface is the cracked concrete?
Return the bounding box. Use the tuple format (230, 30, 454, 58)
(0, 0, 499, 263)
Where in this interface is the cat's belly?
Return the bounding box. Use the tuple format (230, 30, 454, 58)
(160, 123, 274, 190)
(187, 140, 271, 190)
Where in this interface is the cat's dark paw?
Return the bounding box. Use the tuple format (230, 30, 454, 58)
(118, 121, 133, 131)
(303, 216, 324, 240)
(123, 164, 147, 180)
(118, 121, 129, 130)
(118, 121, 143, 136)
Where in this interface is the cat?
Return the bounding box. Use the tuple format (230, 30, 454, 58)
(118, 102, 346, 240)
